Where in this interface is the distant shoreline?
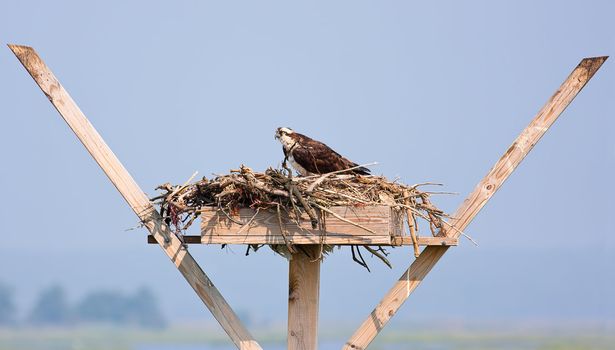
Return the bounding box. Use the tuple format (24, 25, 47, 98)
(1, 324, 614, 350)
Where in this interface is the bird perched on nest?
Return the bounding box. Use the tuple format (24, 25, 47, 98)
(274, 127, 371, 176)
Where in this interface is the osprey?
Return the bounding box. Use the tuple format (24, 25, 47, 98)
(274, 127, 370, 176)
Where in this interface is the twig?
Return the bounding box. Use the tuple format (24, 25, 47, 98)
(287, 180, 319, 229)
(218, 203, 244, 225)
(168, 171, 199, 199)
(440, 220, 479, 246)
(321, 189, 370, 204)
(363, 246, 392, 269)
(276, 203, 297, 253)
(235, 208, 261, 235)
(311, 203, 376, 234)
(351, 245, 370, 272)
(295, 162, 379, 181)
(403, 190, 420, 258)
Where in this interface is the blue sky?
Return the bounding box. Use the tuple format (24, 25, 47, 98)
(1, 0, 614, 335)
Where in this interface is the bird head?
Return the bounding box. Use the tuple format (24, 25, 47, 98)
(275, 127, 294, 140)
(275, 127, 296, 149)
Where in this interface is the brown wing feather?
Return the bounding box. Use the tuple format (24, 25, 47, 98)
(290, 133, 370, 175)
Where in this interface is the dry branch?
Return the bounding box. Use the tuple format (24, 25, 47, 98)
(153, 165, 448, 269)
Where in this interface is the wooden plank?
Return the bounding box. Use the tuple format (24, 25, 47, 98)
(344, 56, 608, 350)
(149, 234, 385, 245)
(8, 44, 262, 350)
(203, 235, 389, 245)
(201, 206, 399, 245)
(148, 235, 458, 246)
(288, 246, 321, 350)
(391, 236, 458, 246)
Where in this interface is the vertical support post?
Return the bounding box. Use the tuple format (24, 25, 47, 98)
(288, 246, 321, 350)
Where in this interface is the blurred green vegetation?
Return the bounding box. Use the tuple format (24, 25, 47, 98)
(0, 281, 166, 329)
(0, 326, 613, 350)
(0, 283, 16, 326)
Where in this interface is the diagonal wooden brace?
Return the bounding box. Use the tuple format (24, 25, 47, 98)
(344, 56, 608, 350)
(9, 44, 262, 350)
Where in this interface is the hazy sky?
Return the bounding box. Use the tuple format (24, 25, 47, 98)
(1, 0, 614, 339)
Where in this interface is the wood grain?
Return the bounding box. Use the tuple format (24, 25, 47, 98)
(343, 56, 608, 350)
(8, 44, 262, 350)
(288, 246, 321, 350)
(200, 206, 400, 245)
(445, 56, 608, 239)
(148, 235, 457, 246)
(390, 236, 458, 246)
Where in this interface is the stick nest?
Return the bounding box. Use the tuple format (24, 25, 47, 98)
(152, 165, 448, 270)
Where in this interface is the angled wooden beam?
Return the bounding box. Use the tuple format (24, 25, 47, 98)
(344, 56, 608, 350)
(9, 44, 262, 350)
(445, 56, 608, 238)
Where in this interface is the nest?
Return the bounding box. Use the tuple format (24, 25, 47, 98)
(152, 165, 448, 270)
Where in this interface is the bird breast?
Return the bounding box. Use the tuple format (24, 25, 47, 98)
(288, 153, 312, 176)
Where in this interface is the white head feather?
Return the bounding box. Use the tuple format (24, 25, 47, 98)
(275, 127, 296, 150)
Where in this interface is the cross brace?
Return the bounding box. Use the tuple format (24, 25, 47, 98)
(8, 45, 262, 350)
(343, 56, 607, 349)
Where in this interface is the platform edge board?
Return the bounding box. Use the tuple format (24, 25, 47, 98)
(147, 235, 458, 246)
(198, 205, 399, 245)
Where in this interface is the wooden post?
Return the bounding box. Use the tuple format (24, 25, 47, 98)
(9, 44, 262, 350)
(344, 56, 608, 350)
(288, 246, 321, 350)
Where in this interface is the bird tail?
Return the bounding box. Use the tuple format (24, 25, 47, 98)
(353, 166, 371, 175)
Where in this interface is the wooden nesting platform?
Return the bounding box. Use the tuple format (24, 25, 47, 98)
(12, 44, 606, 350)
(147, 205, 458, 246)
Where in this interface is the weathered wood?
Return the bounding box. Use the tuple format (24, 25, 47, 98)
(204, 235, 387, 245)
(344, 56, 608, 350)
(403, 191, 420, 257)
(445, 56, 607, 239)
(9, 44, 262, 350)
(200, 206, 401, 245)
(148, 235, 457, 246)
(288, 245, 321, 350)
(391, 236, 457, 246)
